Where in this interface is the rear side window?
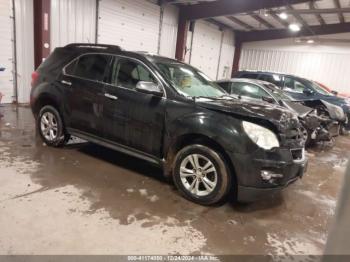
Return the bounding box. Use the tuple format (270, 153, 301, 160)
(259, 74, 283, 87)
(240, 73, 259, 79)
(217, 82, 231, 93)
(66, 54, 111, 82)
(232, 82, 270, 99)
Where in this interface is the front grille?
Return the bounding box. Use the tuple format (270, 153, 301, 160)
(291, 148, 304, 161)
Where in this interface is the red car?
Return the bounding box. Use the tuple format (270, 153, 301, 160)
(316, 82, 350, 99)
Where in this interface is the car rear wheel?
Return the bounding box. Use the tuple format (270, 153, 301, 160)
(37, 105, 70, 147)
(173, 144, 232, 205)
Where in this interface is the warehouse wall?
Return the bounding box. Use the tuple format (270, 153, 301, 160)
(0, 0, 14, 103)
(51, 0, 97, 49)
(15, 0, 34, 104)
(189, 21, 235, 80)
(239, 33, 350, 93)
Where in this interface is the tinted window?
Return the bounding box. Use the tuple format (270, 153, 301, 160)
(284, 77, 308, 93)
(110, 58, 157, 89)
(259, 74, 283, 87)
(232, 82, 270, 99)
(217, 82, 231, 93)
(72, 54, 111, 82)
(240, 73, 259, 79)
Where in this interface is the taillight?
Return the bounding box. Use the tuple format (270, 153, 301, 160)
(31, 71, 39, 87)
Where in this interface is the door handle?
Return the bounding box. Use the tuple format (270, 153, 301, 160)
(104, 93, 118, 100)
(61, 80, 72, 86)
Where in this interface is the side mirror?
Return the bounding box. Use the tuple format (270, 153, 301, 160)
(136, 81, 163, 97)
(0, 67, 5, 72)
(303, 89, 313, 96)
(331, 90, 338, 96)
(262, 96, 275, 104)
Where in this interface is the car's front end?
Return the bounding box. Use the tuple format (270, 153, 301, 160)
(230, 115, 307, 202)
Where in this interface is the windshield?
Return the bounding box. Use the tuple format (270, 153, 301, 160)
(156, 62, 226, 98)
(263, 83, 292, 101)
(309, 81, 334, 96)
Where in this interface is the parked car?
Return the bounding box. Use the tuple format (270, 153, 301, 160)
(234, 71, 350, 134)
(315, 81, 350, 99)
(30, 43, 307, 205)
(215, 78, 340, 146)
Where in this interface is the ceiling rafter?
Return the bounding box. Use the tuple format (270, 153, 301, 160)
(334, 0, 345, 23)
(309, 1, 326, 25)
(286, 4, 315, 36)
(249, 13, 275, 29)
(227, 16, 254, 30)
(179, 0, 311, 20)
(236, 22, 350, 42)
(268, 9, 289, 27)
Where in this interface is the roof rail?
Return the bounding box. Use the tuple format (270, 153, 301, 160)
(64, 43, 122, 51)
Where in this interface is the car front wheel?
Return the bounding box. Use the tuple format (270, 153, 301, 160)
(37, 105, 70, 147)
(173, 144, 232, 205)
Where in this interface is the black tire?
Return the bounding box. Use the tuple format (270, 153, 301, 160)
(37, 105, 70, 147)
(172, 144, 232, 205)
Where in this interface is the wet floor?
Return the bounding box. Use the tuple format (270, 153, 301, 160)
(0, 105, 349, 256)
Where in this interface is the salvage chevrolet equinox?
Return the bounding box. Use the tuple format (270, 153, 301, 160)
(30, 44, 307, 205)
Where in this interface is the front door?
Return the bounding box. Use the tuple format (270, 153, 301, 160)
(102, 56, 166, 157)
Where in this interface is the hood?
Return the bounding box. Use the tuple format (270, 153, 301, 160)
(196, 97, 300, 132)
(301, 99, 346, 121)
(282, 100, 314, 118)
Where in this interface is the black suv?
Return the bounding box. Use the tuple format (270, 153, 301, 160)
(30, 44, 307, 205)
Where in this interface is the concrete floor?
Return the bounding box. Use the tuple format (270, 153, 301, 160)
(0, 105, 349, 256)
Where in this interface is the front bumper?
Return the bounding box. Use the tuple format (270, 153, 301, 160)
(229, 147, 308, 203)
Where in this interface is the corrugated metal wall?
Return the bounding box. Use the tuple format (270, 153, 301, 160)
(15, 0, 34, 104)
(0, 0, 14, 103)
(51, 0, 97, 49)
(240, 40, 350, 93)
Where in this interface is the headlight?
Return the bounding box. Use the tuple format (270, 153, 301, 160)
(242, 121, 280, 150)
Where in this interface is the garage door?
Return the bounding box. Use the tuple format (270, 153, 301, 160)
(190, 21, 222, 80)
(98, 0, 161, 53)
(0, 0, 14, 104)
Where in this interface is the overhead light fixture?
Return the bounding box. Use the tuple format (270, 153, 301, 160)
(278, 12, 288, 20)
(289, 23, 301, 32)
(307, 39, 315, 44)
(295, 38, 302, 43)
(261, 9, 269, 17)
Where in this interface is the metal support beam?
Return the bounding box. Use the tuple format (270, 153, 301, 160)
(33, 0, 51, 69)
(268, 7, 350, 15)
(227, 16, 254, 30)
(268, 9, 289, 27)
(231, 40, 242, 76)
(309, 1, 325, 25)
(334, 0, 345, 23)
(180, 0, 310, 20)
(236, 22, 350, 42)
(249, 13, 275, 29)
(175, 16, 189, 61)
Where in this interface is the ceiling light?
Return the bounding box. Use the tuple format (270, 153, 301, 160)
(289, 23, 301, 32)
(307, 39, 315, 44)
(278, 12, 288, 20)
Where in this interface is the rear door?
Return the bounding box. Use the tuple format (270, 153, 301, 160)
(103, 56, 166, 157)
(60, 54, 112, 137)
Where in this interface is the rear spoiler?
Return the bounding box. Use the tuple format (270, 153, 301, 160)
(64, 43, 123, 52)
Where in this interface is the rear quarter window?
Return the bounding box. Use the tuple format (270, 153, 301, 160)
(65, 54, 111, 82)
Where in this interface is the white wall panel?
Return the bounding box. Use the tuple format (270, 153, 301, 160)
(240, 36, 350, 94)
(15, 0, 34, 104)
(0, 0, 14, 103)
(51, 0, 97, 49)
(159, 4, 178, 58)
(98, 0, 160, 53)
(217, 29, 235, 80)
(190, 21, 222, 80)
